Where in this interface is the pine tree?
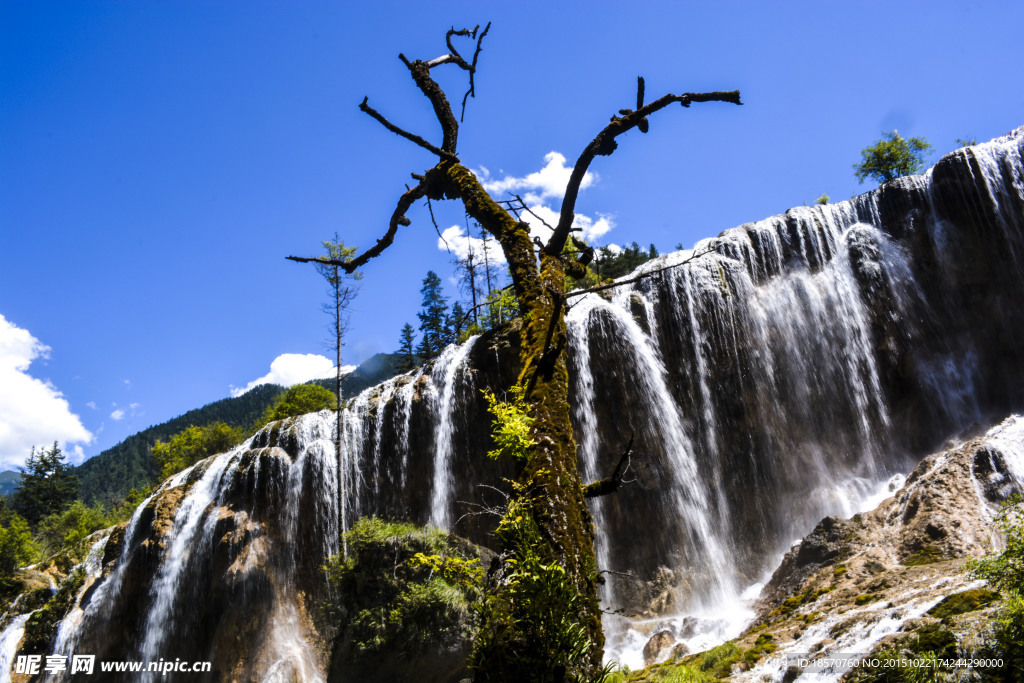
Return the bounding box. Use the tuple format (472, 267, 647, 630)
(416, 271, 450, 361)
(450, 301, 467, 342)
(12, 442, 79, 525)
(397, 323, 417, 372)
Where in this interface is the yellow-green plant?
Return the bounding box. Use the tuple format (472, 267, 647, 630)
(482, 385, 534, 463)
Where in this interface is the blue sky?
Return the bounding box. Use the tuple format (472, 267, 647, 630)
(2, 1, 1022, 468)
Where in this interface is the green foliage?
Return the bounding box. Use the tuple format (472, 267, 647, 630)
(11, 442, 80, 526)
(472, 495, 599, 683)
(743, 633, 777, 663)
(152, 421, 245, 480)
(605, 664, 713, 683)
(0, 513, 37, 575)
(769, 586, 832, 616)
(591, 242, 657, 280)
(482, 386, 535, 463)
(324, 517, 484, 660)
(409, 551, 484, 586)
(417, 270, 452, 361)
(853, 130, 933, 184)
(36, 500, 110, 559)
(966, 495, 1024, 673)
(21, 566, 85, 655)
(968, 496, 1024, 593)
(955, 137, 977, 148)
(481, 287, 518, 330)
(815, 193, 830, 205)
(75, 383, 286, 505)
(262, 384, 336, 424)
(397, 322, 418, 372)
(695, 641, 743, 678)
(927, 588, 998, 619)
(450, 301, 469, 341)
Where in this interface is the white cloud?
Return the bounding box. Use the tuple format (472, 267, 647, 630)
(110, 409, 126, 421)
(465, 152, 615, 250)
(478, 152, 596, 201)
(86, 401, 97, 410)
(231, 353, 354, 397)
(0, 314, 93, 470)
(438, 226, 508, 264)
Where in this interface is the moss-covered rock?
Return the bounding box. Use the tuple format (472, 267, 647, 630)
(325, 517, 492, 683)
(927, 588, 999, 619)
(21, 566, 85, 655)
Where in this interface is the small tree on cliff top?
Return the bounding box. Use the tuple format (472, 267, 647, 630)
(854, 129, 932, 184)
(289, 24, 740, 681)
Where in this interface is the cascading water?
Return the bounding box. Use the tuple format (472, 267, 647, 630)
(563, 129, 1024, 664)
(427, 337, 479, 529)
(6, 128, 1024, 680)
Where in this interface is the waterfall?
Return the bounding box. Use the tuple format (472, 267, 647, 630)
(563, 129, 1024, 664)
(11, 128, 1024, 679)
(428, 337, 479, 529)
(0, 614, 30, 683)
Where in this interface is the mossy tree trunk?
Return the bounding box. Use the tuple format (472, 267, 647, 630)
(289, 24, 740, 682)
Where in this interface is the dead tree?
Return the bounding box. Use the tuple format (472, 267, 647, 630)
(290, 24, 740, 681)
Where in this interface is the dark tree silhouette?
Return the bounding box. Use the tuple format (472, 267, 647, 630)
(397, 323, 418, 372)
(416, 270, 450, 361)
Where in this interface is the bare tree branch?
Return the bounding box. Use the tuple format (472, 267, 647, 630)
(289, 181, 428, 274)
(359, 97, 458, 162)
(545, 85, 741, 256)
(583, 435, 635, 498)
(504, 194, 555, 233)
(403, 59, 461, 154)
(426, 196, 451, 253)
(460, 22, 490, 121)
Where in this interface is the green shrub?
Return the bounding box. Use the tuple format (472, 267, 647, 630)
(0, 513, 37, 575)
(324, 517, 484, 660)
(152, 422, 245, 480)
(262, 383, 336, 423)
(696, 641, 742, 678)
(853, 130, 932, 184)
(37, 500, 109, 558)
(472, 495, 600, 682)
(967, 495, 1024, 674)
(482, 386, 535, 463)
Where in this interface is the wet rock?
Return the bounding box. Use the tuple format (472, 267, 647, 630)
(643, 629, 675, 666)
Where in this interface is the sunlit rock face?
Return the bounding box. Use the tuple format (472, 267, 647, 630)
(13, 127, 1024, 680)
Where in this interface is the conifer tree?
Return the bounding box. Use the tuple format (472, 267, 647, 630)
(397, 323, 418, 372)
(12, 442, 79, 526)
(450, 301, 468, 341)
(416, 271, 450, 361)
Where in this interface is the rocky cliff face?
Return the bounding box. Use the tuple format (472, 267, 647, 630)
(3, 128, 1024, 680)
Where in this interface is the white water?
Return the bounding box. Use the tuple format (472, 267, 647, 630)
(22, 129, 1024, 679)
(0, 613, 30, 683)
(565, 130, 1024, 665)
(428, 336, 479, 529)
